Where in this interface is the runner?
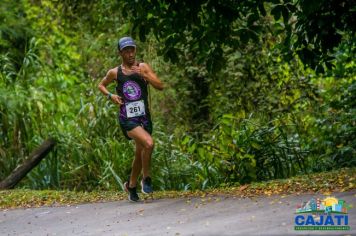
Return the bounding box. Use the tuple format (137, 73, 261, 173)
(98, 36, 164, 202)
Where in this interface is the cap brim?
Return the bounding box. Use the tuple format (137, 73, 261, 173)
(120, 44, 136, 50)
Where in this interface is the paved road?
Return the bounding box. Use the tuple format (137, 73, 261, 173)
(1, 191, 355, 236)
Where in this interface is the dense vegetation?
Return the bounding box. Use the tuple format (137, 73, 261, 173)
(1, 0, 355, 191)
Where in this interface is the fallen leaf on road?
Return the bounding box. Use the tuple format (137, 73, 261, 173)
(239, 185, 248, 191)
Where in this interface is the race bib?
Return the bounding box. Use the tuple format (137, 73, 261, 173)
(125, 100, 145, 118)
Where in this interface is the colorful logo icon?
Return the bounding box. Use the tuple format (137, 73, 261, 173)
(294, 196, 351, 231)
(123, 81, 141, 100)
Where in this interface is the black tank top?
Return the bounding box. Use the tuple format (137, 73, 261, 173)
(116, 65, 150, 120)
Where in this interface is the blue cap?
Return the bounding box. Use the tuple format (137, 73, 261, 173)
(118, 37, 136, 50)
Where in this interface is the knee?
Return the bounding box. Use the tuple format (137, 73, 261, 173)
(143, 137, 154, 150)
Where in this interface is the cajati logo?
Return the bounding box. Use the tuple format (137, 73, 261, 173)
(294, 196, 351, 231)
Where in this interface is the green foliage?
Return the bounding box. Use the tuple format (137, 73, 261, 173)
(181, 113, 308, 185)
(0, 0, 355, 193)
(122, 0, 355, 72)
(0, 0, 33, 74)
(0, 0, 134, 190)
(291, 0, 356, 71)
(306, 78, 356, 171)
(122, 0, 269, 72)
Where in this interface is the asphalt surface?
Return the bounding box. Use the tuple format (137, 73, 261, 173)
(0, 191, 355, 236)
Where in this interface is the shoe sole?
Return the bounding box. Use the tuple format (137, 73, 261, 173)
(128, 197, 139, 202)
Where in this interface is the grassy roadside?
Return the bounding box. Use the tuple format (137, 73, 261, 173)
(1, 167, 355, 209)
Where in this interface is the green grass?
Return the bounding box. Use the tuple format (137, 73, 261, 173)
(1, 167, 355, 209)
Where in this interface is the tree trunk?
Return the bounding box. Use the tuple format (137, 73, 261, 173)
(0, 138, 56, 189)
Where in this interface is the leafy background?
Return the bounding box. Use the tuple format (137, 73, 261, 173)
(0, 0, 355, 192)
